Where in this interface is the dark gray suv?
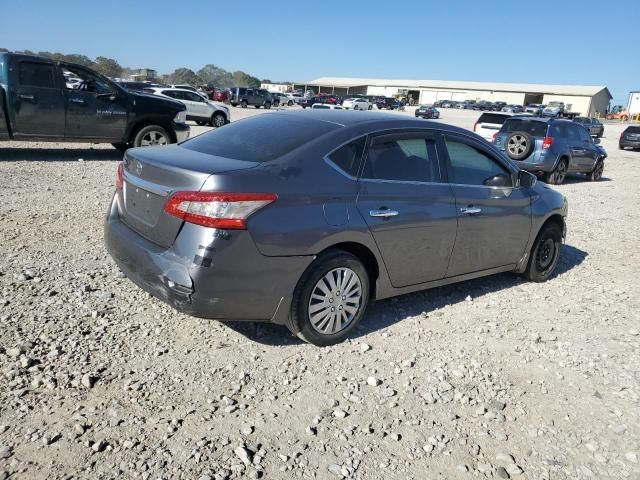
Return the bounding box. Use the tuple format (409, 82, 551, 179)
(105, 111, 568, 346)
(494, 117, 606, 185)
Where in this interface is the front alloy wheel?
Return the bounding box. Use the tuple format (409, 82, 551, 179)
(212, 113, 226, 128)
(288, 250, 370, 346)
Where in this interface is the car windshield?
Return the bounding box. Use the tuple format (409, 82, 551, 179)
(182, 114, 339, 162)
(500, 119, 548, 137)
(626, 126, 640, 133)
(478, 113, 509, 125)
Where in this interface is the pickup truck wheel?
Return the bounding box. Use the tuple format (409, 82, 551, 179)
(287, 100, 293, 106)
(368, 105, 373, 110)
(264, 102, 271, 109)
(240, 100, 248, 108)
(523, 222, 562, 282)
(133, 125, 170, 148)
(545, 159, 568, 185)
(112, 142, 129, 153)
(288, 250, 370, 347)
(586, 159, 604, 181)
(211, 112, 226, 128)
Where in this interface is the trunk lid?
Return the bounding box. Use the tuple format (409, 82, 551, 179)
(118, 145, 259, 247)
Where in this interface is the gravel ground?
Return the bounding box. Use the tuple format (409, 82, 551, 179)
(1, 107, 639, 480)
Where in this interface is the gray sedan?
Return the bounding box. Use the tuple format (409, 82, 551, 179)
(105, 111, 568, 346)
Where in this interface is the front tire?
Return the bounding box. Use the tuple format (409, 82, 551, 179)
(288, 251, 370, 347)
(523, 223, 562, 282)
(288, 100, 293, 106)
(586, 159, 604, 181)
(211, 112, 226, 128)
(133, 125, 170, 148)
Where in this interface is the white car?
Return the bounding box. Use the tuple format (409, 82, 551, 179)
(145, 87, 230, 127)
(169, 84, 209, 101)
(342, 98, 372, 110)
(311, 103, 344, 110)
(270, 92, 295, 106)
(473, 112, 513, 142)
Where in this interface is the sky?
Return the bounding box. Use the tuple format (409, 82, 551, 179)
(1, 0, 638, 105)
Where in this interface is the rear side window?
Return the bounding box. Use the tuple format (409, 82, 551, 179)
(444, 137, 512, 187)
(327, 137, 366, 177)
(500, 119, 547, 137)
(182, 114, 339, 162)
(362, 135, 441, 183)
(478, 113, 510, 125)
(19, 61, 55, 88)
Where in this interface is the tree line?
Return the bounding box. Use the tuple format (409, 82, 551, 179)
(0, 48, 268, 88)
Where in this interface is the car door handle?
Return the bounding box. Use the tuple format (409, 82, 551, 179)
(19, 94, 35, 101)
(70, 98, 85, 104)
(369, 209, 399, 218)
(460, 207, 482, 215)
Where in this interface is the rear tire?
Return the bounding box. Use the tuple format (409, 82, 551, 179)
(523, 223, 562, 282)
(288, 100, 293, 106)
(265, 102, 271, 109)
(586, 159, 604, 181)
(240, 100, 248, 108)
(288, 250, 370, 347)
(132, 125, 170, 148)
(545, 158, 568, 185)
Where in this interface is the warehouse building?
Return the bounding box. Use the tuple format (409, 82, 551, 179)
(293, 77, 612, 116)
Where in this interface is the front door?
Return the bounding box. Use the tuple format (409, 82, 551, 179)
(439, 133, 532, 277)
(182, 91, 209, 119)
(63, 66, 127, 140)
(356, 131, 458, 288)
(11, 59, 65, 137)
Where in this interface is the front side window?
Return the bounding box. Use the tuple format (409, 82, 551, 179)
(62, 66, 113, 94)
(19, 61, 55, 88)
(444, 137, 512, 187)
(362, 134, 441, 183)
(327, 137, 366, 177)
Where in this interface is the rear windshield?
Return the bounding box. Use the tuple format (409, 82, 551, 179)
(500, 119, 548, 137)
(478, 113, 509, 125)
(625, 126, 640, 133)
(181, 114, 339, 162)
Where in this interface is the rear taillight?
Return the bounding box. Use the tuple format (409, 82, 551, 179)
(164, 192, 277, 229)
(492, 132, 498, 143)
(542, 137, 554, 149)
(116, 161, 124, 189)
(473, 122, 478, 131)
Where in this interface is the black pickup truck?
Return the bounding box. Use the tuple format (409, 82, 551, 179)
(0, 53, 189, 151)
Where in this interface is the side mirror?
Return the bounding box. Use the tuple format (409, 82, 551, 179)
(593, 137, 601, 144)
(518, 170, 537, 188)
(483, 173, 512, 187)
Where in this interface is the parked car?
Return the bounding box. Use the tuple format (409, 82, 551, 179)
(209, 88, 230, 102)
(573, 117, 604, 138)
(457, 101, 476, 110)
(268, 92, 288, 107)
(473, 101, 494, 111)
(414, 105, 440, 119)
(105, 110, 567, 346)
(492, 101, 507, 111)
(229, 88, 273, 108)
(271, 92, 298, 106)
(342, 98, 372, 110)
(0, 52, 189, 150)
(494, 117, 606, 184)
(525, 103, 544, 115)
(311, 103, 343, 109)
(502, 104, 525, 113)
(473, 112, 512, 142)
(440, 100, 456, 108)
(169, 84, 208, 101)
(619, 125, 640, 150)
(145, 87, 230, 128)
(299, 96, 325, 109)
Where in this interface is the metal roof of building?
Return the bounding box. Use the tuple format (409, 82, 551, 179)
(302, 77, 611, 98)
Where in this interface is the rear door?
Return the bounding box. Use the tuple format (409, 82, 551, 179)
(356, 130, 458, 287)
(11, 59, 65, 137)
(574, 124, 600, 170)
(439, 133, 531, 277)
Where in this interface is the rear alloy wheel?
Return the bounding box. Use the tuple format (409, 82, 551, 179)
(587, 159, 604, 181)
(524, 223, 562, 282)
(505, 131, 534, 160)
(241, 100, 248, 108)
(545, 159, 568, 185)
(211, 112, 226, 128)
(133, 125, 170, 148)
(288, 251, 369, 347)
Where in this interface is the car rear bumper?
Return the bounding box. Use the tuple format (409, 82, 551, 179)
(104, 194, 312, 324)
(620, 139, 640, 148)
(173, 122, 190, 143)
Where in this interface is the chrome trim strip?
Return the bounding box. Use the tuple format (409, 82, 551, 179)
(123, 171, 171, 197)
